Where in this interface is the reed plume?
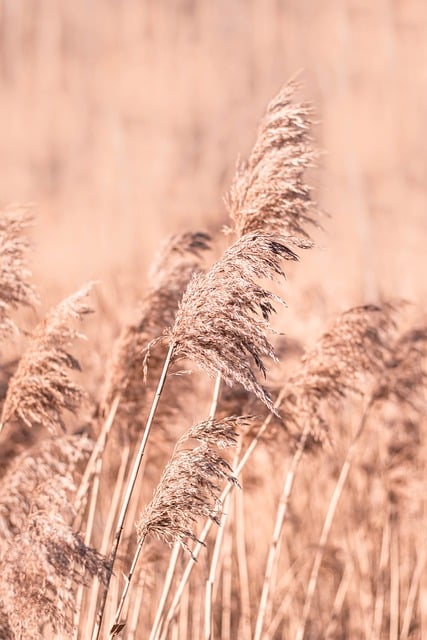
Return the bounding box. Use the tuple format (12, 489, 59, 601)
(170, 233, 298, 413)
(0, 284, 94, 433)
(0, 433, 92, 546)
(0, 511, 109, 640)
(0, 207, 38, 342)
(100, 232, 210, 425)
(225, 81, 318, 242)
(136, 417, 242, 554)
(280, 303, 397, 446)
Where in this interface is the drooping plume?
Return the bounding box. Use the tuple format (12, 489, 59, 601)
(170, 233, 298, 413)
(0, 284, 94, 433)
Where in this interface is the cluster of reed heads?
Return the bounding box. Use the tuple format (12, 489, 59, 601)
(0, 82, 426, 640)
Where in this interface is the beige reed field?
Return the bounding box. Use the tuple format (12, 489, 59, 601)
(0, 2, 427, 639)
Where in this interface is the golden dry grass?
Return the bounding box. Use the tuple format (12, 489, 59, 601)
(0, 3, 427, 640)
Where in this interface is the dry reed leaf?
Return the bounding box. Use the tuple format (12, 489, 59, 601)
(0, 206, 38, 343)
(280, 303, 398, 446)
(170, 233, 298, 413)
(0, 283, 94, 433)
(226, 80, 318, 243)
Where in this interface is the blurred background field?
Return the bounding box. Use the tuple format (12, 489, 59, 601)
(1, 0, 426, 315)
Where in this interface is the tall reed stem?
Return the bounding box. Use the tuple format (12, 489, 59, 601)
(295, 403, 374, 640)
(253, 423, 310, 640)
(92, 342, 175, 640)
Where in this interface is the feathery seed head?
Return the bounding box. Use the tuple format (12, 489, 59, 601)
(137, 444, 237, 554)
(226, 81, 318, 241)
(0, 511, 110, 639)
(100, 232, 211, 417)
(0, 206, 38, 342)
(170, 233, 298, 413)
(281, 303, 398, 446)
(0, 284, 94, 433)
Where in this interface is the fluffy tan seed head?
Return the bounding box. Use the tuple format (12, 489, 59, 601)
(170, 233, 298, 413)
(0, 206, 38, 342)
(280, 303, 398, 446)
(226, 81, 318, 242)
(0, 284, 93, 433)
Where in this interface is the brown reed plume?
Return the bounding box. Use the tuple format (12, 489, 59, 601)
(0, 283, 94, 434)
(100, 231, 211, 423)
(0, 510, 110, 640)
(0, 206, 38, 342)
(169, 232, 298, 413)
(225, 80, 318, 242)
(0, 433, 92, 546)
(105, 417, 244, 638)
(280, 303, 398, 446)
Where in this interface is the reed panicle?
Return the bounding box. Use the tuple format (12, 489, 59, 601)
(280, 303, 397, 445)
(0, 207, 38, 342)
(0, 511, 110, 640)
(0, 433, 92, 545)
(100, 232, 210, 421)
(170, 233, 298, 413)
(374, 325, 427, 408)
(136, 417, 242, 554)
(0, 284, 94, 433)
(225, 81, 318, 243)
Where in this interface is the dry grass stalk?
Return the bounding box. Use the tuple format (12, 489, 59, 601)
(0, 206, 38, 342)
(255, 303, 398, 640)
(0, 511, 110, 640)
(225, 80, 318, 242)
(0, 284, 94, 434)
(170, 232, 298, 413)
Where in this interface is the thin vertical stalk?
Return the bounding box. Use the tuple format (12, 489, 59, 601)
(73, 452, 103, 639)
(324, 562, 354, 639)
(371, 511, 390, 640)
(401, 548, 426, 640)
(220, 522, 233, 640)
(295, 405, 373, 640)
(149, 543, 181, 640)
(253, 423, 310, 640)
(85, 444, 131, 636)
(74, 393, 121, 518)
(92, 342, 175, 640)
(108, 535, 146, 639)
(205, 493, 232, 640)
(235, 487, 252, 639)
(389, 517, 400, 640)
